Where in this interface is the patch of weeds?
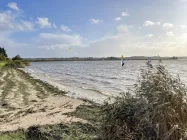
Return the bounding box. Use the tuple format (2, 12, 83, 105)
(17, 80, 29, 105)
(0, 69, 15, 108)
(65, 104, 101, 125)
(0, 130, 25, 140)
(25, 122, 98, 140)
(17, 69, 66, 96)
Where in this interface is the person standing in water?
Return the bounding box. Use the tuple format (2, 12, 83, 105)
(121, 55, 124, 66)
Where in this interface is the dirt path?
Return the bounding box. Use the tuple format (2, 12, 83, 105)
(0, 67, 85, 132)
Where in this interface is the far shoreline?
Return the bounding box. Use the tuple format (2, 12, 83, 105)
(23, 56, 180, 62)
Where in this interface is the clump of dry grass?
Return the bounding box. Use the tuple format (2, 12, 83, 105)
(100, 63, 187, 140)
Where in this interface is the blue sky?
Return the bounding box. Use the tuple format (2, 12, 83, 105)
(1, 0, 187, 57)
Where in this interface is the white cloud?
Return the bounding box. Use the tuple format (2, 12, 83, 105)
(36, 17, 51, 28)
(16, 21, 34, 31)
(143, 20, 155, 26)
(176, 33, 187, 41)
(121, 12, 129, 16)
(117, 24, 128, 33)
(146, 34, 154, 38)
(8, 2, 19, 11)
(179, 25, 187, 29)
(60, 25, 71, 32)
(163, 23, 174, 29)
(39, 33, 82, 46)
(179, 0, 186, 2)
(166, 32, 174, 36)
(0, 11, 34, 31)
(53, 24, 57, 28)
(89, 18, 103, 24)
(115, 17, 121, 21)
(156, 22, 161, 25)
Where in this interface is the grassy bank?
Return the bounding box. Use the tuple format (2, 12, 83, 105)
(0, 66, 99, 139)
(0, 61, 6, 68)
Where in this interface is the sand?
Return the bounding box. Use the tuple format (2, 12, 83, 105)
(0, 67, 86, 132)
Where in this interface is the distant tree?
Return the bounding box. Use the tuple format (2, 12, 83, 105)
(0, 47, 8, 57)
(172, 56, 178, 59)
(12, 55, 22, 60)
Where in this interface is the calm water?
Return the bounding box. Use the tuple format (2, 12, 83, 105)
(23, 60, 187, 103)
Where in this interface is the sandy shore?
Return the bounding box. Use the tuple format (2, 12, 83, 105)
(0, 67, 87, 132)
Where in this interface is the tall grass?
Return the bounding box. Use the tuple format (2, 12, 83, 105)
(4, 60, 30, 68)
(100, 63, 187, 140)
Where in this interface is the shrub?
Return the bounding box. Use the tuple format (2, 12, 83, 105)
(4, 60, 29, 68)
(22, 60, 30, 66)
(6, 57, 11, 61)
(12, 55, 22, 60)
(0, 54, 6, 61)
(100, 63, 187, 140)
(4, 60, 17, 68)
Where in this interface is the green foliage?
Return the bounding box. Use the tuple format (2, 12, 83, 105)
(4, 60, 30, 68)
(0, 131, 25, 140)
(100, 63, 187, 140)
(0, 47, 7, 57)
(65, 104, 101, 124)
(0, 54, 6, 61)
(12, 55, 22, 60)
(4, 60, 17, 68)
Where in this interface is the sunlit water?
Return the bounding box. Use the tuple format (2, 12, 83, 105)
(23, 60, 187, 103)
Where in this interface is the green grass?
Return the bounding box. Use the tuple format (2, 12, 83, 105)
(0, 61, 7, 68)
(0, 131, 25, 140)
(0, 123, 98, 140)
(65, 104, 101, 125)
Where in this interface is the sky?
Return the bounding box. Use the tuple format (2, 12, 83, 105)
(1, 0, 187, 58)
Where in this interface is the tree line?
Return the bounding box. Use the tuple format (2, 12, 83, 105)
(0, 47, 22, 61)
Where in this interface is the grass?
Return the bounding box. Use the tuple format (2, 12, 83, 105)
(0, 61, 6, 68)
(0, 68, 16, 109)
(17, 69, 66, 96)
(65, 104, 101, 125)
(0, 122, 98, 140)
(0, 131, 25, 140)
(99, 63, 187, 140)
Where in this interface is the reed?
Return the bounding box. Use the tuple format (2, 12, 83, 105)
(100, 63, 187, 140)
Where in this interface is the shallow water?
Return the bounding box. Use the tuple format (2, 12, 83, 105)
(23, 60, 187, 103)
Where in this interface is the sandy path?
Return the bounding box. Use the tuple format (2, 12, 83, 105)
(0, 68, 85, 132)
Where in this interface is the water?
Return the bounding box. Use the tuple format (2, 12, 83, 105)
(23, 60, 187, 103)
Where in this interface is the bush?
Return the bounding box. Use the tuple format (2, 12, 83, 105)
(0, 54, 6, 61)
(4, 60, 17, 68)
(12, 55, 22, 60)
(4, 60, 30, 68)
(6, 57, 11, 61)
(22, 60, 30, 66)
(100, 63, 187, 140)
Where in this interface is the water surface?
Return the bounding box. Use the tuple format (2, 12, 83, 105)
(23, 60, 187, 103)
